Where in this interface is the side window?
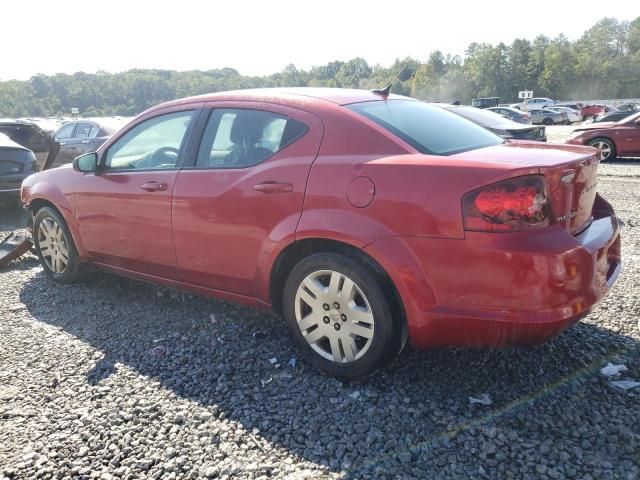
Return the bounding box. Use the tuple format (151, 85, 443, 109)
(89, 125, 100, 138)
(195, 109, 308, 169)
(105, 111, 194, 171)
(74, 123, 93, 138)
(54, 123, 75, 140)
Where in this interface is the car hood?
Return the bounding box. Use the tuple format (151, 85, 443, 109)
(571, 122, 617, 132)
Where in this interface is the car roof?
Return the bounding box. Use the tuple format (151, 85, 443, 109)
(153, 87, 410, 110)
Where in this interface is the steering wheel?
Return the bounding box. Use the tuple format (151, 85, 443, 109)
(150, 146, 178, 166)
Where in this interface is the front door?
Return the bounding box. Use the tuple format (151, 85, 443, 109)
(53, 123, 77, 167)
(619, 120, 640, 156)
(172, 103, 323, 296)
(74, 107, 200, 278)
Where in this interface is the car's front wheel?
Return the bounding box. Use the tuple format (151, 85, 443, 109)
(282, 252, 403, 379)
(587, 137, 616, 162)
(33, 206, 85, 283)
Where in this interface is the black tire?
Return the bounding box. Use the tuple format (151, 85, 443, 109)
(542, 118, 554, 125)
(282, 252, 403, 379)
(587, 137, 616, 162)
(33, 206, 85, 283)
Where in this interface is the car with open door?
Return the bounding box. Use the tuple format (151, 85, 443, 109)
(52, 119, 127, 168)
(21, 88, 621, 378)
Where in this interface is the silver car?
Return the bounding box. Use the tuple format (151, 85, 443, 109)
(528, 108, 568, 125)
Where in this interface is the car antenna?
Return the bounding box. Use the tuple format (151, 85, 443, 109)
(371, 84, 392, 96)
(371, 61, 410, 97)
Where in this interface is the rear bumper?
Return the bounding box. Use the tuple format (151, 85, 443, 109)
(381, 197, 621, 349)
(0, 173, 29, 195)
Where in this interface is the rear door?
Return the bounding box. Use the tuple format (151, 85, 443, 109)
(74, 105, 201, 278)
(172, 102, 323, 296)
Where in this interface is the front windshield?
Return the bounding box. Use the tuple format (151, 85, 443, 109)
(618, 111, 640, 124)
(347, 100, 504, 156)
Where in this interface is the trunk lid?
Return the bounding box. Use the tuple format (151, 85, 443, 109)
(453, 142, 600, 234)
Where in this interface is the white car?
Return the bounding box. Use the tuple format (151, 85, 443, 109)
(512, 97, 556, 111)
(547, 106, 583, 123)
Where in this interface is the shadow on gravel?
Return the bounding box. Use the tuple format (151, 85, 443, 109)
(17, 268, 640, 477)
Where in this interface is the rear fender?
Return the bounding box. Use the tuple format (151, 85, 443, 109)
(364, 236, 437, 337)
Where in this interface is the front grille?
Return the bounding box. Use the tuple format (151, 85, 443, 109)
(0, 161, 23, 174)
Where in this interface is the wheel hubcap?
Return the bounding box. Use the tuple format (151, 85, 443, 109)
(38, 217, 69, 274)
(294, 270, 375, 363)
(592, 141, 611, 160)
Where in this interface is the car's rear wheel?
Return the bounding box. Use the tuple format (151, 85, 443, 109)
(587, 137, 616, 162)
(542, 118, 554, 125)
(282, 252, 402, 379)
(33, 206, 84, 283)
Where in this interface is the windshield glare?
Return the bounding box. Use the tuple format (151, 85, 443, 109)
(347, 100, 504, 156)
(618, 111, 640, 124)
(446, 106, 517, 128)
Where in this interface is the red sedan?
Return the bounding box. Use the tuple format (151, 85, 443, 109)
(566, 111, 640, 161)
(21, 88, 621, 378)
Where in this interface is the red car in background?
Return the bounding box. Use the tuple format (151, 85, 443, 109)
(566, 111, 640, 161)
(21, 88, 621, 378)
(556, 103, 605, 120)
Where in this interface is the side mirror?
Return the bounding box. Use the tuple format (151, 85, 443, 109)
(73, 152, 98, 172)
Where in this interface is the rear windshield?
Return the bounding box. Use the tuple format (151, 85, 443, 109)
(347, 100, 504, 155)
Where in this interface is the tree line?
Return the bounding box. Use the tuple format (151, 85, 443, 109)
(1, 17, 638, 118)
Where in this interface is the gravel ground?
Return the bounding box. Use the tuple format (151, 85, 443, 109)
(1, 157, 639, 479)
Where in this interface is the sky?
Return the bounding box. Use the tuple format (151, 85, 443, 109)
(2, 0, 638, 80)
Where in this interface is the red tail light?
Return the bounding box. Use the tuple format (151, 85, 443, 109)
(462, 176, 550, 232)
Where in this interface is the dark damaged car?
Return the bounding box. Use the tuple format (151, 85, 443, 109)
(0, 119, 60, 171)
(0, 132, 39, 204)
(439, 105, 546, 142)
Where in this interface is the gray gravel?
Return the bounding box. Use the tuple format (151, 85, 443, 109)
(1, 159, 639, 479)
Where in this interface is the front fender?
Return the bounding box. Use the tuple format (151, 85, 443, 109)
(23, 180, 87, 259)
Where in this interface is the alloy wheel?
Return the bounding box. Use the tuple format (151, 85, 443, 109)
(294, 269, 375, 363)
(592, 140, 612, 160)
(38, 216, 69, 273)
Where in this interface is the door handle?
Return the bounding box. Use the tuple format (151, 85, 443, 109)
(254, 182, 294, 194)
(141, 181, 168, 192)
(81, 139, 90, 144)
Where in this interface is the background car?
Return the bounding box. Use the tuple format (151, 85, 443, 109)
(52, 118, 128, 167)
(440, 105, 545, 140)
(566, 111, 640, 161)
(487, 106, 531, 124)
(547, 106, 583, 123)
(614, 102, 639, 112)
(593, 111, 636, 123)
(580, 104, 606, 119)
(0, 132, 38, 205)
(471, 97, 499, 109)
(513, 97, 555, 111)
(529, 108, 567, 125)
(0, 119, 59, 170)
